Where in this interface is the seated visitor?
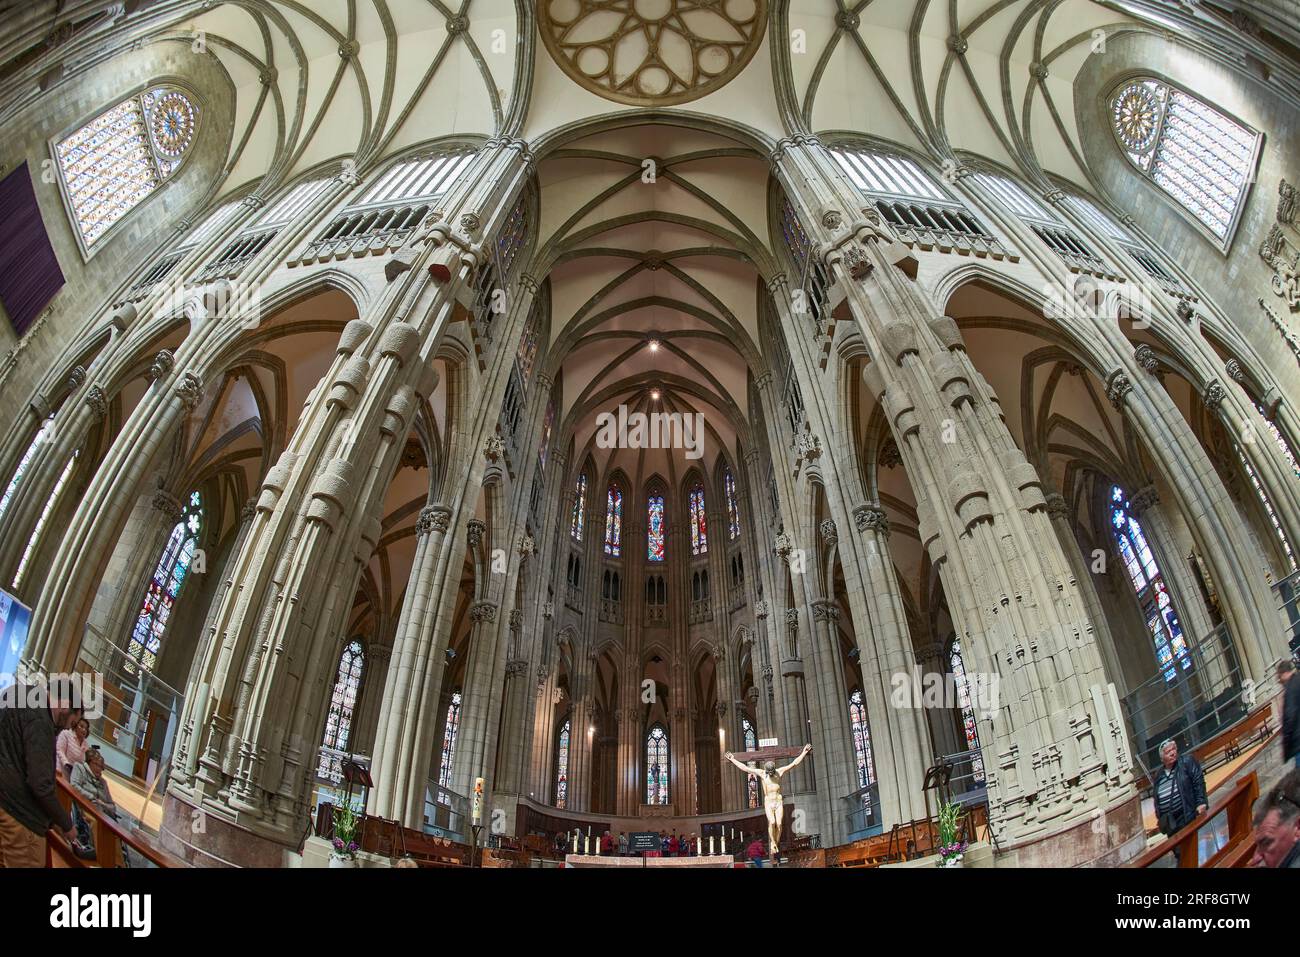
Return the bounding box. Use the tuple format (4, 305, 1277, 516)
(56, 717, 91, 778)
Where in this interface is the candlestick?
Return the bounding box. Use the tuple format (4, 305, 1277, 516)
(572, 832, 579, 854)
(584, 835, 590, 855)
(709, 835, 715, 855)
(722, 834, 727, 855)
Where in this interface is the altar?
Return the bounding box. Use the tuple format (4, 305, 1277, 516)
(565, 854, 738, 868)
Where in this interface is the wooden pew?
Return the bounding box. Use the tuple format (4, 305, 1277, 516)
(1130, 772, 1258, 868)
(47, 775, 183, 868)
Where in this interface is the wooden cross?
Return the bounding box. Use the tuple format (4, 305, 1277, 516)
(731, 745, 806, 763)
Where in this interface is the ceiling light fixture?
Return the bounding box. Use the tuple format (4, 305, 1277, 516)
(650, 388, 661, 401)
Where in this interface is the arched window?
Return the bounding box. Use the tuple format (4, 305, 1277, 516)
(1109, 79, 1260, 244)
(11, 451, 78, 590)
(605, 483, 623, 557)
(0, 423, 50, 523)
(688, 484, 708, 556)
(127, 490, 202, 674)
(647, 491, 665, 562)
(848, 689, 876, 794)
(555, 718, 571, 809)
(741, 717, 759, 810)
(1257, 404, 1300, 479)
(571, 472, 587, 541)
(317, 640, 365, 783)
(437, 690, 462, 796)
(1110, 485, 1192, 681)
(949, 639, 987, 787)
(725, 469, 740, 540)
(56, 86, 199, 248)
(646, 723, 669, 804)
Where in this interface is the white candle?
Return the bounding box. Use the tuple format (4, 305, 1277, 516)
(584, 835, 590, 855)
(722, 833, 727, 855)
(573, 833, 579, 853)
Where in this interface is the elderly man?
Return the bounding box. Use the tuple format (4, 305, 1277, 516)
(1251, 771, 1300, 868)
(1152, 738, 1207, 837)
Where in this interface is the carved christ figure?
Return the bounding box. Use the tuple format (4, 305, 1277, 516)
(724, 743, 812, 859)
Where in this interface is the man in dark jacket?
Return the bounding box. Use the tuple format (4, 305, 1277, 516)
(1153, 738, 1207, 837)
(0, 680, 82, 867)
(1279, 659, 1300, 770)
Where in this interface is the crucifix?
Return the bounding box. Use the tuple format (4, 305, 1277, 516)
(724, 742, 812, 860)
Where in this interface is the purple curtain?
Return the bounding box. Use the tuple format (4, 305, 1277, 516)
(0, 162, 64, 337)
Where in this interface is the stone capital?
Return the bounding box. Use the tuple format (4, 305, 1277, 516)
(416, 504, 452, 536)
(84, 384, 107, 420)
(1105, 370, 1131, 412)
(818, 519, 838, 546)
(469, 600, 497, 624)
(466, 518, 486, 549)
(854, 505, 890, 536)
(152, 489, 184, 523)
(174, 371, 203, 411)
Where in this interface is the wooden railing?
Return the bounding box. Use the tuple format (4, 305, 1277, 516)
(46, 776, 182, 868)
(1130, 772, 1259, 868)
(315, 802, 470, 867)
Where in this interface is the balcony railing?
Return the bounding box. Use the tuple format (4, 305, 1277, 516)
(1121, 621, 1246, 774)
(843, 781, 881, 837)
(296, 202, 432, 265)
(876, 199, 1012, 260)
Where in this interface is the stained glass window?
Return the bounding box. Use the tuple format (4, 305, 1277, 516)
(848, 689, 876, 789)
(725, 469, 740, 540)
(127, 490, 201, 674)
(949, 638, 986, 787)
(437, 690, 462, 797)
(555, 718, 571, 809)
(646, 723, 669, 804)
(689, 484, 707, 556)
(742, 717, 759, 810)
(1110, 486, 1192, 682)
(317, 640, 364, 783)
(647, 491, 665, 562)
(1109, 79, 1259, 244)
(571, 473, 587, 541)
(11, 451, 77, 590)
(56, 87, 199, 248)
(0, 423, 51, 523)
(1237, 450, 1297, 572)
(605, 484, 623, 557)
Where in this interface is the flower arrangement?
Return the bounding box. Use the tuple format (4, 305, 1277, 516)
(936, 800, 967, 867)
(331, 801, 361, 861)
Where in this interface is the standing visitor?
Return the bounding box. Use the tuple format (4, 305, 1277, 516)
(56, 716, 90, 777)
(0, 680, 83, 867)
(1153, 738, 1207, 837)
(1279, 659, 1299, 771)
(618, 831, 628, 856)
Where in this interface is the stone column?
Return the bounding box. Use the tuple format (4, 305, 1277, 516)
(774, 136, 1138, 858)
(850, 503, 931, 824)
(367, 503, 452, 822)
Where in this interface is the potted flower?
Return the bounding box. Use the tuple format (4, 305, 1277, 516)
(746, 838, 766, 868)
(936, 801, 967, 868)
(329, 800, 362, 868)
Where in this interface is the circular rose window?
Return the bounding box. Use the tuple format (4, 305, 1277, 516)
(539, 0, 768, 107)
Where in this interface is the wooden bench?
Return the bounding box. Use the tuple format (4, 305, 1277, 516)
(1130, 772, 1258, 868)
(48, 775, 184, 868)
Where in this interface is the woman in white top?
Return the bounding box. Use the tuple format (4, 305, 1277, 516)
(56, 716, 91, 776)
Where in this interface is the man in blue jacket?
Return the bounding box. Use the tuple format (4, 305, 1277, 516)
(0, 679, 83, 867)
(1152, 738, 1207, 837)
